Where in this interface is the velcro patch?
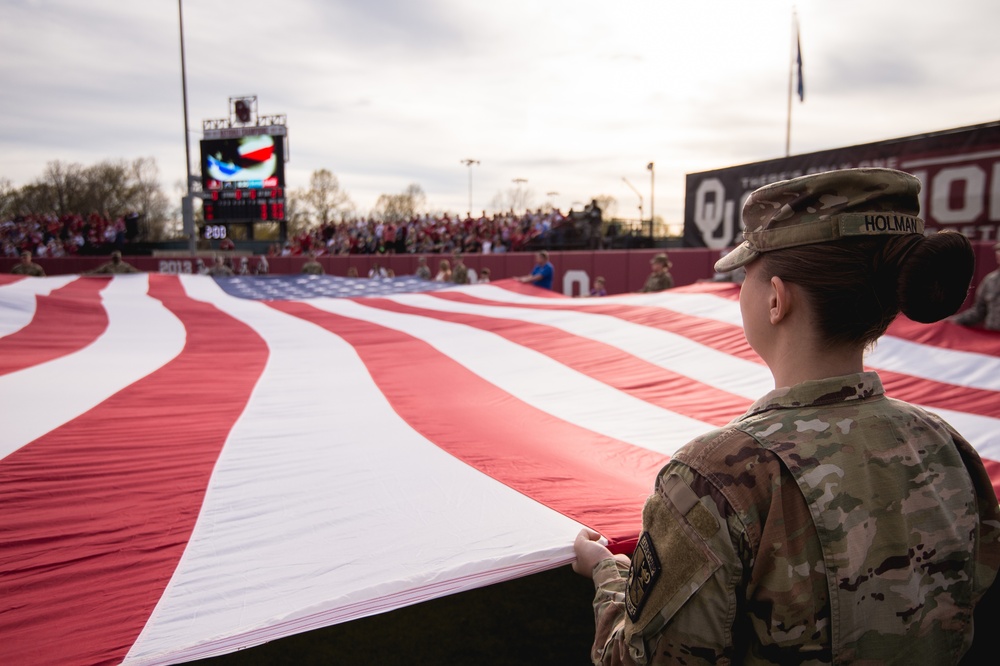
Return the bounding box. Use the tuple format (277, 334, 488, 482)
(625, 531, 662, 622)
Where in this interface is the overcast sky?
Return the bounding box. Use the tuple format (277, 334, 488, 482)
(2, 0, 999, 223)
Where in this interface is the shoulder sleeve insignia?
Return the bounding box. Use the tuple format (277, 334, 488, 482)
(625, 530, 662, 622)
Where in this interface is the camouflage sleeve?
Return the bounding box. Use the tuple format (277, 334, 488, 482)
(589, 428, 830, 665)
(953, 270, 998, 326)
(588, 460, 744, 665)
(952, 289, 987, 325)
(590, 558, 637, 665)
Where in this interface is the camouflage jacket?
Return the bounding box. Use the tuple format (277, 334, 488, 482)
(640, 271, 673, 293)
(953, 268, 1000, 331)
(89, 261, 139, 274)
(590, 372, 1000, 665)
(301, 260, 324, 275)
(11, 262, 44, 276)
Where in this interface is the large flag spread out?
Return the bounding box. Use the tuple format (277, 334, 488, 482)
(2, 273, 998, 665)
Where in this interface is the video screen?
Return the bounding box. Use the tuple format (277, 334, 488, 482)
(200, 134, 285, 191)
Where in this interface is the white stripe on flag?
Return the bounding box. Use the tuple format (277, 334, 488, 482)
(309, 296, 715, 453)
(386, 291, 772, 400)
(866, 336, 1000, 391)
(123, 276, 589, 664)
(0, 274, 78, 338)
(0, 275, 184, 457)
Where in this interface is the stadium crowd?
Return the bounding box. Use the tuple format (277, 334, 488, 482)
(2, 213, 128, 259)
(4, 204, 604, 259)
(271, 205, 603, 257)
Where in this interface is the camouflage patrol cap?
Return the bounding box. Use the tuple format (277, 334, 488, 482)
(715, 168, 925, 273)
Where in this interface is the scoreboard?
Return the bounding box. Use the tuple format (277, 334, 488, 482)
(199, 110, 289, 240)
(202, 188, 285, 222)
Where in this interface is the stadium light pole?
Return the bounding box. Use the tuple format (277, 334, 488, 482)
(460, 159, 479, 215)
(178, 0, 196, 254)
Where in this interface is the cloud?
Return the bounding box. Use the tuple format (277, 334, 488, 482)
(3, 0, 1000, 224)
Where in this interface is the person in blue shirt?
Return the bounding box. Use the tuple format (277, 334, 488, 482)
(517, 250, 554, 290)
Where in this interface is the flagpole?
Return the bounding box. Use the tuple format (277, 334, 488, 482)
(785, 10, 797, 157)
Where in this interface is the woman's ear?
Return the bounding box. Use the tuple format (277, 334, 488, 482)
(769, 276, 790, 325)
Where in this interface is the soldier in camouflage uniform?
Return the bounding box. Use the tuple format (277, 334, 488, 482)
(206, 255, 234, 277)
(953, 241, 1000, 331)
(574, 168, 1000, 665)
(451, 252, 470, 284)
(11, 250, 45, 276)
(87, 250, 139, 274)
(300, 252, 324, 275)
(415, 256, 432, 280)
(640, 253, 673, 292)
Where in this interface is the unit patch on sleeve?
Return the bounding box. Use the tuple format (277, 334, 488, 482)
(625, 530, 662, 622)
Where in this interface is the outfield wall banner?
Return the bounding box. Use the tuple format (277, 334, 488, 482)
(684, 121, 1000, 248)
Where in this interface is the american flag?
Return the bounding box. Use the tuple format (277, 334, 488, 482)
(2, 273, 997, 665)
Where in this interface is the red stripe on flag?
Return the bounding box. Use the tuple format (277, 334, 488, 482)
(361, 297, 751, 427)
(888, 316, 1000, 357)
(877, 369, 1000, 419)
(0, 274, 27, 286)
(437, 290, 759, 361)
(0, 277, 108, 376)
(442, 291, 1000, 420)
(0, 275, 268, 666)
(268, 299, 667, 553)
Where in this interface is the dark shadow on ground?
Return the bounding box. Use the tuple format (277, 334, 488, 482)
(189, 566, 597, 665)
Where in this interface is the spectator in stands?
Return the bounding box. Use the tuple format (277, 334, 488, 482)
(11, 250, 45, 276)
(589, 276, 607, 297)
(585, 199, 603, 249)
(640, 253, 674, 292)
(517, 250, 554, 290)
(573, 168, 999, 665)
(301, 252, 324, 275)
(952, 240, 1000, 331)
(434, 259, 451, 282)
(415, 256, 432, 280)
(206, 255, 234, 277)
(87, 250, 139, 274)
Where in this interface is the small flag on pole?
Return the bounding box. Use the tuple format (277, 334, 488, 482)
(795, 30, 805, 102)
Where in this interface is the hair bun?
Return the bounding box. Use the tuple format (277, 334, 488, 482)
(897, 231, 975, 323)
